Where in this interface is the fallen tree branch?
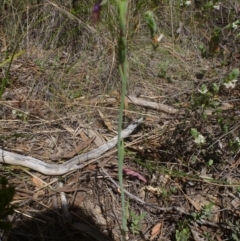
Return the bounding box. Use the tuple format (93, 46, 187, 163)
(0, 118, 143, 175)
(127, 95, 178, 114)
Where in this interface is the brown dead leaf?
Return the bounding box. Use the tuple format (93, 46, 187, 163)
(145, 117, 154, 122)
(231, 196, 240, 208)
(98, 109, 113, 131)
(145, 185, 162, 196)
(221, 102, 234, 110)
(48, 146, 63, 160)
(230, 157, 240, 168)
(176, 183, 202, 211)
(216, 235, 223, 241)
(184, 194, 202, 211)
(11, 144, 31, 154)
(33, 189, 45, 199)
(62, 137, 95, 159)
(150, 222, 162, 240)
(12, 64, 23, 70)
(84, 128, 106, 147)
(190, 227, 206, 241)
(111, 90, 120, 96)
(138, 187, 146, 200)
(49, 137, 95, 160)
(79, 130, 88, 142)
(87, 164, 97, 171)
(62, 125, 75, 135)
(32, 176, 45, 188)
(78, 122, 106, 146)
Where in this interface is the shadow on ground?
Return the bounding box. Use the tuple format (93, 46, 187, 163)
(2, 205, 113, 241)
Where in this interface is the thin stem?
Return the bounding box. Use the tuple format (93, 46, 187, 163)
(116, 0, 128, 237)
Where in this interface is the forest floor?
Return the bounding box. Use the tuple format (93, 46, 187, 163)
(0, 1, 240, 241)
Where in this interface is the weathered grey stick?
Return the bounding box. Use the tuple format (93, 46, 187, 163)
(127, 95, 178, 114)
(0, 118, 143, 175)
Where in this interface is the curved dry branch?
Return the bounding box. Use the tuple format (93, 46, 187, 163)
(0, 118, 143, 175)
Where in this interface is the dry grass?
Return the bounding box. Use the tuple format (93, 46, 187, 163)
(0, 0, 240, 240)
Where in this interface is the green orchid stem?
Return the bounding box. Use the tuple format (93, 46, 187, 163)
(116, 0, 128, 238)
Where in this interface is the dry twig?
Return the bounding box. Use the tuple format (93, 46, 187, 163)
(0, 118, 143, 175)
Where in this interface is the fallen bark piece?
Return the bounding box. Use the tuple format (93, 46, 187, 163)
(0, 118, 143, 175)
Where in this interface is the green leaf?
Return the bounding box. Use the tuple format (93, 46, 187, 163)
(232, 233, 240, 241)
(125, 199, 130, 220)
(201, 202, 214, 218)
(139, 212, 146, 220)
(191, 128, 199, 138)
(144, 11, 158, 38)
(100, 0, 107, 6)
(208, 159, 214, 166)
(212, 83, 219, 94)
(229, 68, 239, 80)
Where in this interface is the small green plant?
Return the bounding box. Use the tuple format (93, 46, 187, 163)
(226, 220, 240, 241)
(144, 11, 159, 49)
(0, 177, 15, 232)
(191, 128, 206, 145)
(222, 68, 239, 89)
(208, 159, 214, 166)
(228, 137, 240, 153)
(180, 0, 191, 7)
(236, 186, 240, 192)
(175, 221, 191, 241)
(129, 210, 146, 235)
(198, 84, 208, 95)
(208, 27, 221, 55)
(192, 202, 214, 221)
(202, 0, 219, 10)
(211, 83, 220, 95)
(125, 200, 146, 235)
(156, 186, 176, 199)
(191, 84, 211, 109)
(12, 110, 29, 122)
(199, 43, 207, 57)
(203, 230, 215, 241)
(158, 61, 170, 79)
(175, 203, 214, 240)
(160, 186, 169, 198)
(226, 20, 240, 31)
(191, 83, 221, 112)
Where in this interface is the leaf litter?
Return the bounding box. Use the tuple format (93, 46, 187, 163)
(0, 2, 240, 241)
